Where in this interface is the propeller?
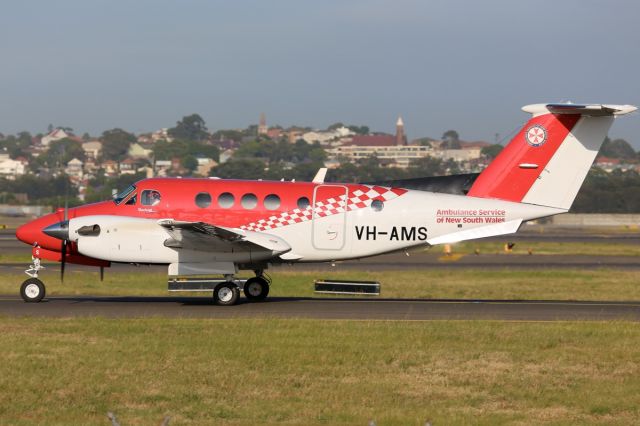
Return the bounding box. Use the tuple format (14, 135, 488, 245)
(60, 191, 69, 282)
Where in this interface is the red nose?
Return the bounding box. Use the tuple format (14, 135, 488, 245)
(16, 214, 65, 250)
(15, 221, 38, 245)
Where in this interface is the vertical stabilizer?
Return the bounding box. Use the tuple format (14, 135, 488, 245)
(467, 103, 636, 210)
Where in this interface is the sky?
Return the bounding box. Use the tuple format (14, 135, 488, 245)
(1, 0, 639, 147)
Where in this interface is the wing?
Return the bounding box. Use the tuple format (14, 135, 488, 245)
(157, 219, 291, 255)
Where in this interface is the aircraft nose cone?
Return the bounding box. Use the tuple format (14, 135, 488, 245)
(16, 222, 38, 245)
(43, 221, 69, 241)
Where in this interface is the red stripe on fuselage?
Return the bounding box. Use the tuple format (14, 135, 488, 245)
(16, 179, 408, 252)
(467, 113, 580, 202)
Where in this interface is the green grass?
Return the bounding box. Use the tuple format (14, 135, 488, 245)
(1, 268, 639, 301)
(0, 318, 638, 425)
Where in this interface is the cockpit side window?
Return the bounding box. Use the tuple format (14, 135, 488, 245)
(141, 189, 162, 206)
(125, 194, 137, 205)
(114, 184, 136, 205)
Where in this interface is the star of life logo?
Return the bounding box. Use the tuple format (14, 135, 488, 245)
(525, 124, 547, 147)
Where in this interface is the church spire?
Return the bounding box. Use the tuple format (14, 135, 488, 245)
(396, 116, 405, 146)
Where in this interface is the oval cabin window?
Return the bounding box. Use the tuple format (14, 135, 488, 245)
(241, 193, 258, 210)
(264, 194, 281, 210)
(195, 192, 212, 208)
(297, 196, 310, 210)
(218, 192, 235, 209)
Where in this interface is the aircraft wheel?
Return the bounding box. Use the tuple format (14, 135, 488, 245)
(20, 278, 46, 303)
(244, 276, 270, 302)
(214, 282, 240, 306)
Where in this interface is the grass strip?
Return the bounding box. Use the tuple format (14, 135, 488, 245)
(0, 318, 638, 425)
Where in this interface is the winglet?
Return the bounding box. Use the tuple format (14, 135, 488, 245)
(312, 168, 328, 183)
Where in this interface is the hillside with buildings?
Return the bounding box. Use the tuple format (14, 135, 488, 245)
(0, 112, 638, 212)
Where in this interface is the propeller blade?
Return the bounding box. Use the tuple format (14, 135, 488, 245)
(60, 239, 67, 282)
(100, 266, 104, 282)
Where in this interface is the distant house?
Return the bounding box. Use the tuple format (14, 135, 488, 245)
(594, 156, 623, 173)
(128, 142, 153, 159)
(154, 160, 172, 176)
(212, 139, 240, 150)
(267, 128, 284, 139)
(346, 135, 397, 147)
(65, 158, 84, 179)
(102, 160, 119, 177)
(152, 128, 172, 142)
(119, 158, 138, 175)
(196, 157, 217, 176)
(0, 154, 28, 179)
(82, 140, 103, 160)
(219, 149, 234, 164)
(41, 129, 71, 147)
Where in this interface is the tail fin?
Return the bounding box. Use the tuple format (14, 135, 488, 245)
(467, 103, 636, 210)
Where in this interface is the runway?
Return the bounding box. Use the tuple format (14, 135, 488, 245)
(0, 295, 638, 321)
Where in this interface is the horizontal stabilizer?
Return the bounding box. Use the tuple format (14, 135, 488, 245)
(522, 103, 637, 117)
(426, 219, 522, 245)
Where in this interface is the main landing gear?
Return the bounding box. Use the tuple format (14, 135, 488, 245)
(212, 272, 271, 306)
(21, 247, 46, 303)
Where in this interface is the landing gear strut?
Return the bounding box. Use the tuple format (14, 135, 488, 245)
(22, 245, 46, 303)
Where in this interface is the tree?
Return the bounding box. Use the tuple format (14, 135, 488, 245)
(169, 114, 208, 141)
(481, 144, 503, 159)
(600, 137, 636, 159)
(153, 140, 219, 164)
(35, 138, 85, 169)
(347, 125, 369, 135)
(442, 130, 461, 149)
(101, 129, 136, 161)
(182, 155, 198, 173)
(210, 159, 266, 179)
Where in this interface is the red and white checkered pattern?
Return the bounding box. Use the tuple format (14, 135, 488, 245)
(240, 185, 407, 232)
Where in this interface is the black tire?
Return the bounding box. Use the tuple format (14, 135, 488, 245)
(243, 277, 269, 302)
(213, 282, 240, 306)
(20, 278, 46, 303)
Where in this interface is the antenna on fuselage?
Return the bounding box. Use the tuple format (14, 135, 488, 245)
(312, 168, 328, 183)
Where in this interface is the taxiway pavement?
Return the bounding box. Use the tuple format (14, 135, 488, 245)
(0, 296, 638, 321)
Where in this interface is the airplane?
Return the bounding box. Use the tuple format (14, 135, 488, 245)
(15, 103, 636, 305)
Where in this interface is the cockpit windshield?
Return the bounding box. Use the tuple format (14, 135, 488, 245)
(114, 184, 136, 205)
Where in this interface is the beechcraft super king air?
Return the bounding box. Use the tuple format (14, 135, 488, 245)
(15, 103, 637, 304)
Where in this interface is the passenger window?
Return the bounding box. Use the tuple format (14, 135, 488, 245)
(264, 194, 280, 210)
(195, 192, 211, 208)
(241, 193, 258, 210)
(218, 192, 234, 208)
(371, 199, 384, 212)
(297, 196, 310, 210)
(141, 190, 162, 206)
(125, 194, 137, 205)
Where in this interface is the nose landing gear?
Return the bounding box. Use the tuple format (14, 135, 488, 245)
(22, 245, 46, 303)
(20, 278, 46, 303)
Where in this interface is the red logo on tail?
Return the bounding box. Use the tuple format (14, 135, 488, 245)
(525, 125, 547, 146)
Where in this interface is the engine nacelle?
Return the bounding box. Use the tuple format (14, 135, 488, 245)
(68, 215, 261, 266)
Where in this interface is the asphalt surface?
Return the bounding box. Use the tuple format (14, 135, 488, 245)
(0, 295, 638, 321)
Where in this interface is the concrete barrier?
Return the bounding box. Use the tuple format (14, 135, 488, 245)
(0, 204, 52, 217)
(550, 214, 640, 227)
